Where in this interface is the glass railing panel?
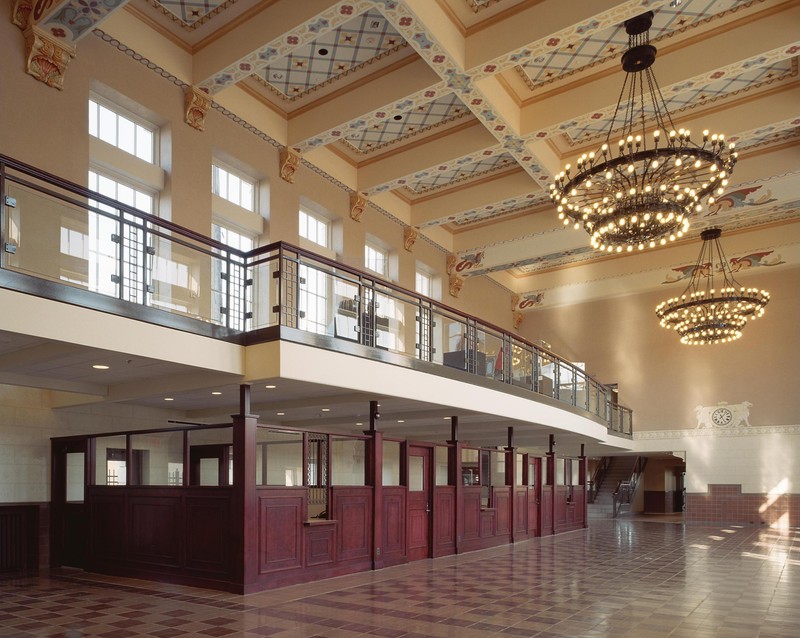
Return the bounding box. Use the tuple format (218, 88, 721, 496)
(373, 289, 419, 358)
(477, 328, 504, 380)
(148, 231, 220, 326)
(248, 249, 280, 330)
(575, 371, 589, 411)
(589, 381, 600, 417)
(432, 309, 468, 370)
(510, 340, 533, 390)
(332, 276, 362, 342)
(537, 352, 555, 398)
(4, 181, 121, 297)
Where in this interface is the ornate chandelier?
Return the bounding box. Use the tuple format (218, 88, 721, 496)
(655, 228, 770, 345)
(550, 11, 738, 253)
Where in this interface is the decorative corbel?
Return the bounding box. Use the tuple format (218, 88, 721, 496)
(511, 294, 520, 312)
(448, 274, 464, 298)
(23, 25, 75, 90)
(513, 311, 523, 331)
(12, 0, 32, 29)
(403, 226, 419, 252)
(183, 86, 210, 131)
(349, 191, 366, 222)
(279, 148, 300, 183)
(446, 253, 457, 275)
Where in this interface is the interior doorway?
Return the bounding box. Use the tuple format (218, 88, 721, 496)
(407, 445, 432, 561)
(51, 438, 88, 568)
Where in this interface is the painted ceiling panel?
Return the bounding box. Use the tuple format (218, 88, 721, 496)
(561, 59, 796, 144)
(520, 0, 745, 88)
(405, 152, 516, 193)
(258, 9, 405, 100)
(153, 0, 229, 26)
(343, 92, 469, 152)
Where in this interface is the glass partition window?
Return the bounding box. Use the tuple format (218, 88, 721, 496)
(94, 435, 129, 486)
(408, 455, 424, 492)
(569, 459, 581, 486)
(189, 427, 233, 486)
(130, 431, 184, 486)
(543, 456, 551, 485)
(516, 453, 524, 487)
(556, 458, 566, 486)
(527, 458, 537, 487)
(382, 440, 401, 486)
(331, 438, 366, 486)
(66, 452, 85, 502)
(492, 450, 506, 487)
(256, 429, 302, 487)
(461, 448, 479, 485)
(435, 446, 449, 486)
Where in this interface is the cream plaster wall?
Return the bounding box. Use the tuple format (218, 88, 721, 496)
(520, 265, 800, 430)
(0, 385, 184, 502)
(634, 427, 800, 495)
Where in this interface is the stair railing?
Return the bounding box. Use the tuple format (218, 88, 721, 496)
(612, 456, 647, 518)
(587, 456, 611, 504)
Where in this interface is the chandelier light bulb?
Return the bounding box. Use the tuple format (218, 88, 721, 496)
(549, 11, 736, 252)
(655, 228, 770, 345)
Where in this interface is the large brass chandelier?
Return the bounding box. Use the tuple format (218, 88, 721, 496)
(550, 11, 738, 253)
(655, 228, 770, 345)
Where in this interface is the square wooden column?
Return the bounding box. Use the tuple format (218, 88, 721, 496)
(231, 385, 258, 591)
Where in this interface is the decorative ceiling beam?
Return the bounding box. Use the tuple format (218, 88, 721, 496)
(358, 128, 499, 194)
(410, 170, 534, 227)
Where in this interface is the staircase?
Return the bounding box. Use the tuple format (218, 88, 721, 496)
(588, 456, 640, 519)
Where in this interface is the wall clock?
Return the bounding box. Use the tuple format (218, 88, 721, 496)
(711, 407, 733, 426)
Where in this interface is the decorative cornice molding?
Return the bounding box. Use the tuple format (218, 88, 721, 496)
(635, 424, 800, 439)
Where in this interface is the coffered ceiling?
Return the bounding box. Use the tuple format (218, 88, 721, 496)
(21, 0, 800, 310)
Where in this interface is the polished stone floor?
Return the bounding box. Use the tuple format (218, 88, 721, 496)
(1, 521, 797, 638)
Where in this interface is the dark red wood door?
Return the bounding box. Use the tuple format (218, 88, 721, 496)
(51, 438, 88, 568)
(407, 446, 431, 561)
(527, 457, 540, 537)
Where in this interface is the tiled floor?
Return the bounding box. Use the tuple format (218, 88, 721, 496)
(1, 521, 797, 637)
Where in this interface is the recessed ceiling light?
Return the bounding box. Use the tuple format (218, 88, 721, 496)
(211, 391, 222, 395)
(397, 420, 405, 423)
(92, 364, 110, 370)
(265, 384, 276, 389)
(321, 408, 330, 412)
(443, 417, 451, 420)
(164, 397, 174, 401)
(356, 422, 363, 426)
(277, 412, 285, 416)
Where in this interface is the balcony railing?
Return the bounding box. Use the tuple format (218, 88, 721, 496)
(0, 154, 632, 436)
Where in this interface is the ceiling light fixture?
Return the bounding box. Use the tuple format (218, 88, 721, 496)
(265, 384, 276, 389)
(655, 228, 769, 345)
(211, 391, 222, 395)
(92, 364, 110, 370)
(321, 408, 330, 412)
(550, 11, 736, 253)
(164, 397, 174, 401)
(277, 412, 285, 416)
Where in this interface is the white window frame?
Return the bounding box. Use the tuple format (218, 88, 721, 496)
(364, 242, 388, 278)
(299, 208, 330, 249)
(89, 95, 157, 164)
(415, 270, 432, 298)
(212, 162, 257, 212)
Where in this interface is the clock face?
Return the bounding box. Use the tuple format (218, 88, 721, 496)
(712, 408, 733, 426)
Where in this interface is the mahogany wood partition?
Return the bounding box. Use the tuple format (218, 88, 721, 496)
(49, 412, 588, 594)
(85, 486, 236, 589)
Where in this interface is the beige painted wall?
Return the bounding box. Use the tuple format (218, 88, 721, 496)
(520, 265, 800, 430)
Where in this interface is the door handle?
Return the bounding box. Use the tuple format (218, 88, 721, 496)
(425, 504, 431, 513)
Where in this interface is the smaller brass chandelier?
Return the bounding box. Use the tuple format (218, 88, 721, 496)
(655, 228, 770, 345)
(550, 11, 737, 253)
